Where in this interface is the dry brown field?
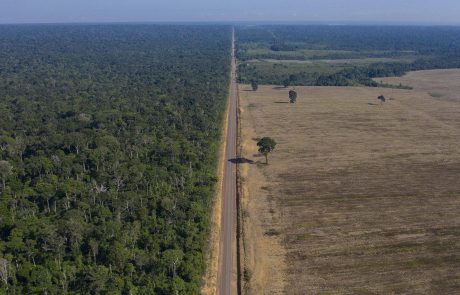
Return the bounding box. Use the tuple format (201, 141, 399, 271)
(238, 69, 460, 294)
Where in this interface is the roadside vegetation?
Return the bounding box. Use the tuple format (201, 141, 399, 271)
(0, 24, 231, 294)
(236, 25, 460, 87)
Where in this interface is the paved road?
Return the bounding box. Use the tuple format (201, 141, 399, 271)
(218, 28, 238, 295)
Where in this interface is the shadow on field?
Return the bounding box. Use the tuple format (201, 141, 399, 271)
(274, 101, 289, 104)
(243, 89, 256, 92)
(368, 103, 378, 106)
(273, 86, 286, 90)
(229, 157, 255, 164)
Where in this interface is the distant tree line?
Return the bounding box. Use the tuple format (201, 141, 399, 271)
(315, 57, 460, 87)
(236, 25, 460, 87)
(239, 56, 460, 87)
(236, 25, 460, 54)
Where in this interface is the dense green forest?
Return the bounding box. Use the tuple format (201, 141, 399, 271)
(0, 24, 231, 294)
(236, 25, 460, 86)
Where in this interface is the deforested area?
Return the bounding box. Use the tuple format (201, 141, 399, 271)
(0, 24, 231, 294)
(238, 70, 460, 294)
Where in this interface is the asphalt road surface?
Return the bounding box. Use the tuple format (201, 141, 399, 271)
(217, 28, 238, 295)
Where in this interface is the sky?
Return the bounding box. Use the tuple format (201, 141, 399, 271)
(1, 0, 460, 25)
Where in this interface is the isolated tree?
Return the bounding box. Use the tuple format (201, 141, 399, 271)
(0, 160, 12, 192)
(289, 90, 298, 103)
(289, 74, 297, 84)
(378, 95, 386, 104)
(283, 79, 290, 88)
(257, 137, 277, 164)
(251, 80, 258, 91)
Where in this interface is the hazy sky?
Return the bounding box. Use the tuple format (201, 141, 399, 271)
(1, 0, 460, 24)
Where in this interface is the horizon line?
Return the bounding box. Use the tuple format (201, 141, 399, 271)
(1, 20, 460, 27)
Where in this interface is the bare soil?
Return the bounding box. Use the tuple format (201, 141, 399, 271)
(201, 78, 230, 295)
(239, 69, 460, 294)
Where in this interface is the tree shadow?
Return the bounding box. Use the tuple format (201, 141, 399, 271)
(272, 86, 286, 90)
(242, 89, 255, 92)
(228, 157, 255, 164)
(274, 101, 289, 104)
(368, 103, 378, 106)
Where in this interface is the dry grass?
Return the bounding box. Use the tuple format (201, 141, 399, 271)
(239, 69, 460, 294)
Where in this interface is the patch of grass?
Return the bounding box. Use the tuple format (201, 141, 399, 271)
(429, 92, 444, 98)
(243, 267, 252, 283)
(265, 229, 280, 236)
(239, 43, 413, 61)
(242, 208, 250, 219)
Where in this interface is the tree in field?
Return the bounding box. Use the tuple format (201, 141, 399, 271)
(283, 79, 290, 88)
(257, 137, 277, 164)
(0, 160, 12, 192)
(378, 95, 386, 104)
(251, 80, 258, 91)
(289, 90, 298, 103)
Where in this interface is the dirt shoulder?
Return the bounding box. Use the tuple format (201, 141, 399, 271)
(201, 87, 229, 295)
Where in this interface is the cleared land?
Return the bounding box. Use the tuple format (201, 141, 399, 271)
(248, 57, 414, 64)
(238, 69, 460, 294)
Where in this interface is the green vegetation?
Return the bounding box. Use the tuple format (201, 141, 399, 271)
(251, 80, 258, 91)
(0, 24, 231, 294)
(239, 61, 349, 86)
(289, 91, 297, 104)
(236, 25, 460, 87)
(257, 137, 277, 164)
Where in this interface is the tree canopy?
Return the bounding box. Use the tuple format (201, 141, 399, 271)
(257, 137, 277, 164)
(0, 24, 232, 294)
(289, 90, 298, 103)
(251, 80, 258, 91)
(236, 25, 460, 87)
